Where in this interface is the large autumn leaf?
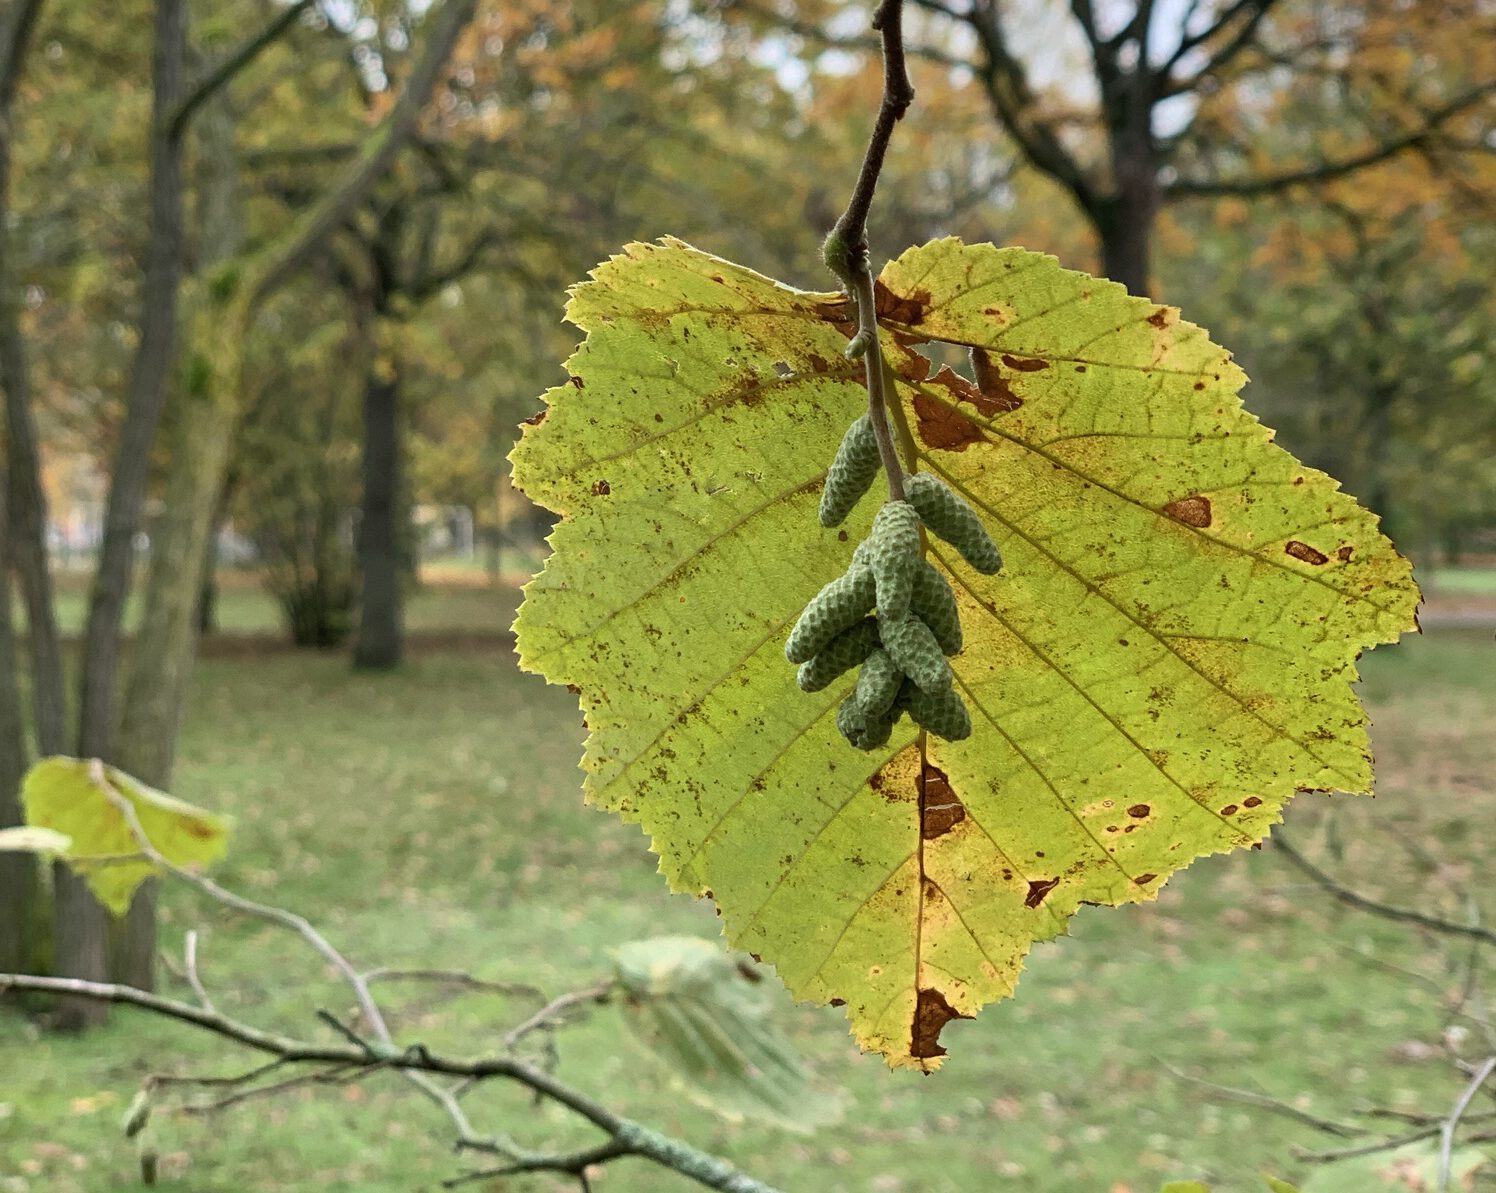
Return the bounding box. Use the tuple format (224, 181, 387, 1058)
(511, 238, 1419, 1069)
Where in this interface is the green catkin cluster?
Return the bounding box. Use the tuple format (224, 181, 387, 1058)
(819, 416, 882, 527)
(904, 472, 1003, 574)
(790, 423, 1005, 749)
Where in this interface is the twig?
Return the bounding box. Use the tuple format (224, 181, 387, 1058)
(1440, 1056, 1496, 1192)
(168, 0, 319, 138)
(183, 930, 215, 1014)
(1273, 832, 1496, 947)
(821, 1, 915, 502)
(1160, 1061, 1365, 1138)
(502, 980, 615, 1052)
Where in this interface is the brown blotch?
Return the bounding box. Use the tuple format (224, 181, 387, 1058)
(522, 409, 547, 427)
(1146, 307, 1172, 329)
(1285, 540, 1329, 565)
(1127, 804, 1150, 819)
(806, 353, 831, 374)
(829, 997, 846, 1008)
(913, 392, 986, 451)
(1134, 873, 1158, 885)
(969, 349, 1024, 414)
(1336, 545, 1353, 562)
(911, 988, 968, 1061)
(1221, 804, 1239, 816)
(873, 279, 931, 326)
(1024, 877, 1060, 909)
(184, 819, 216, 840)
(1162, 495, 1212, 528)
(1243, 796, 1263, 808)
(591, 479, 611, 496)
(999, 353, 1049, 372)
(918, 761, 966, 841)
(568, 375, 585, 390)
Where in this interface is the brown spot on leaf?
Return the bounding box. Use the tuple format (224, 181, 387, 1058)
(829, 997, 846, 1008)
(1221, 804, 1239, 816)
(999, 353, 1049, 372)
(1146, 307, 1172, 329)
(1127, 804, 1150, 819)
(913, 392, 986, 451)
(1162, 495, 1212, 528)
(969, 349, 1025, 414)
(873, 279, 931, 326)
(591, 479, 611, 496)
(1285, 540, 1329, 565)
(918, 761, 965, 840)
(568, 375, 585, 390)
(1336, 545, 1353, 562)
(523, 409, 547, 427)
(1243, 796, 1263, 808)
(183, 819, 216, 840)
(1134, 873, 1158, 885)
(911, 988, 968, 1061)
(1024, 877, 1060, 908)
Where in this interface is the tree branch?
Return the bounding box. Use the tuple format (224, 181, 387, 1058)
(168, 0, 320, 140)
(918, 0, 1099, 216)
(1273, 832, 1496, 948)
(246, 0, 477, 309)
(822, 1, 914, 502)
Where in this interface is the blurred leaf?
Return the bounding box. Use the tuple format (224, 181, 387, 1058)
(614, 936, 842, 1132)
(22, 757, 230, 917)
(1159, 1183, 1213, 1193)
(1263, 1178, 1301, 1193)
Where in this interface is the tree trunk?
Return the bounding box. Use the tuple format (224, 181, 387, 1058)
(76, 0, 187, 765)
(1097, 198, 1153, 298)
(0, 465, 35, 977)
(354, 356, 403, 670)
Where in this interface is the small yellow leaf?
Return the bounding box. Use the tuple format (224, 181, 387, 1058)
(22, 757, 230, 917)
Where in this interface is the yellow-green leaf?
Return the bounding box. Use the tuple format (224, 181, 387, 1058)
(22, 757, 230, 916)
(511, 238, 1419, 1068)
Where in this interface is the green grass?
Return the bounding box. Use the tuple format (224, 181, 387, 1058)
(1, 618, 1492, 1193)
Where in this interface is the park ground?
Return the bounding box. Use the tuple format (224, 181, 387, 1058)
(1, 566, 1494, 1192)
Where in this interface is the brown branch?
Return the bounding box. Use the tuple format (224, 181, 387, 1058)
(168, 0, 319, 139)
(1273, 832, 1496, 948)
(1168, 83, 1496, 197)
(822, 2, 914, 502)
(917, 0, 1099, 216)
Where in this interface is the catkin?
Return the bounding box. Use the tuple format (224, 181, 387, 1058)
(785, 566, 876, 664)
(796, 618, 881, 692)
(819, 415, 882, 528)
(911, 560, 962, 655)
(853, 649, 903, 718)
(904, 472, 1002, 574)
(879, 613, 952, 693)
(868, 500, 921, 618)
(904, 682, 974, 742)
(836, 695, 895, 752)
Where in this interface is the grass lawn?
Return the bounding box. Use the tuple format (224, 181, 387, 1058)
(1, 595, 1492, 1193)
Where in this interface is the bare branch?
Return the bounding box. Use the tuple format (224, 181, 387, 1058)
(168, 0, 320, 139)
(921, 0, 1099, 215)
(1272, 832, 1496, 948)
(1169, 84, 1496, 198)
(1441, 1056, 1496, 1192)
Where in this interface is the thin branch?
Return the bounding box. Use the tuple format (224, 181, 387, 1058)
(1160, 1061, 1365, 1138)
(1168, 83, 1496, 198)
(168, 0, 320, 140)
(502, 980, 616, 1052)
(822, 2, 914, 503)
(183, 929, 215, 1014)
(1272, 832, 1496, 948)
(1440, 1056, 1496, 1193)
